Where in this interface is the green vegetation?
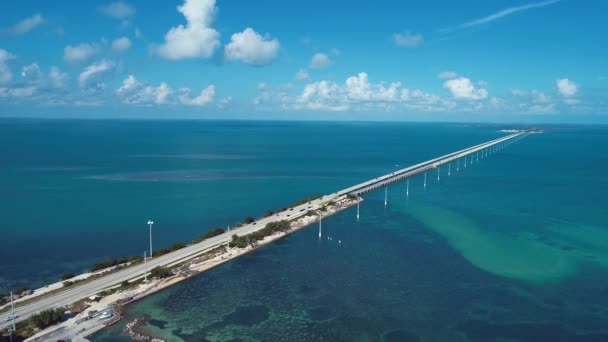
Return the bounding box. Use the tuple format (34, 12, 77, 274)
(194, 227, 224, 243)
(129, 255, 144, 263)
(229, 221, 291, 248)
(346, 194, 358, 200)
(14, 287, 29, 294)
(62, 281, 74, 287)
(30, 307, 65, 329)
(149, 266, 173, 279)
(90, 257, 128, 272)
(263, 210, 274, 218)
(153, 241, 187, 257)
(244, 216, 255, 224)
(60, 273, 75, 281)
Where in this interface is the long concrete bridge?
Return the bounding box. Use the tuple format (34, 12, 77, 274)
(0, 130, 530, 332)
(338, 131, 528, 195)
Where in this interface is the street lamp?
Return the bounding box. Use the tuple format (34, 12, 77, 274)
(147, 220, 154, 258)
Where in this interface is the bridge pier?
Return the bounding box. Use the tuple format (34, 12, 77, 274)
(406, 178, 409, 198)
(424, 172, 427, 189)
(457, 158, 459, 172)
(437, 166, 440, 182)
(448, 163, 451, 176)
(356, 200, 360, 221)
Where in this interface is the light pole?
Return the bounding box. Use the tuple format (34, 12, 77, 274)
(147, 219, 154, 258)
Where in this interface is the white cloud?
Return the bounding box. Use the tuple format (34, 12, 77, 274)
(556, 78, 577, 97)
(392, 32, 424, 47)
(0, 49, 16, 84)
(5, 13, 44, 34)
(78, 60, 115, 88)
(0, 61, 69, 100)
(441, 0, 560, 32)
(21, 63, 42, 80)
(295, 69, 309, 81)
(117, 75, 171, 104)
(9, 86, 36, 97)
(438, 71, 458, 80)
(511, 89, 551, 104)
(217, 96, 232, 108)
(224, 28, 280, 66)
(528, 103, 555, 114)
(99, 2, 135, 19)
(156, 0, 220, 60)
(64, 43, 100, 64)
(443, 77, 488, 100)
(286, 72, 451, 112)
(309, 53, 332, 69)
(257, 82, 267, 90)
(111, 37, 132, 51)
(48, 66, 69, 88)
(116, 74, 215, 106)
(179, 85, 215, 106)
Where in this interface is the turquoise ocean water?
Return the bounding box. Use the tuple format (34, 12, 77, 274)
(1, 120, 607, 341)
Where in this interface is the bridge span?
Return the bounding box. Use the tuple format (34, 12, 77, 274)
(338, 131, 529, 195)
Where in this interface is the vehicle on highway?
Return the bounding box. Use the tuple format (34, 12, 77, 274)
(98, 311, 112, 320)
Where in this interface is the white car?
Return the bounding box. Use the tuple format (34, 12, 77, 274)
(98, 311, 112, 320)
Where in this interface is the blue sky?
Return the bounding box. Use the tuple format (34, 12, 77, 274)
(0, 0, 606, 122)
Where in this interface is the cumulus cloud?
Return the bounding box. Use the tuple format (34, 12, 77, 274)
(0, 49, 16, 84)
(224, 28, 280, 65)
(438, 71, 458, 80)
(20, 63, 68, 90)
(64, 43, 100, 64)
(78, 60, 115, 88)
(0, 60, 69, 100)
(392, 32, 424, 47)
(295, 69, 309, 81)
(116, 74, 215, 106)
(556, 78, 577, 97)
(111, 37, 131, 51)
(443, 77, 488, 100)
(20, 63, 42, 81)
(309, 53, 332, 69)
(179, 85, 215, 105)
(155, 0, 220, 60)
(4, 13, 44, 34)
(117, 75, 171, 104)
(99, 2, 135, 19)
(48, 66, 69, 88)
(286, 72, 451, 112)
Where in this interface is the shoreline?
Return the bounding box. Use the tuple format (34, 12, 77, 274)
(26, 196, 360, 341)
